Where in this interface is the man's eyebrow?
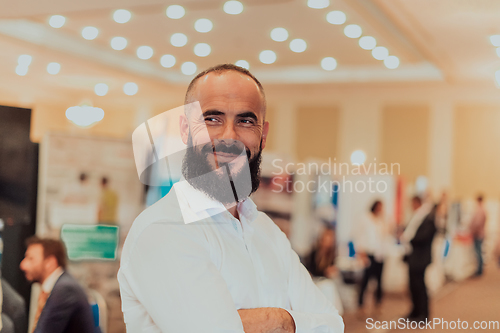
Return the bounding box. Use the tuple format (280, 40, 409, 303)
(202, 110, 225, 117)
(236, 112, 258, 120)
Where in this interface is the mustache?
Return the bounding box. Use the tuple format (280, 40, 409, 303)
(199, 140, 251, 159)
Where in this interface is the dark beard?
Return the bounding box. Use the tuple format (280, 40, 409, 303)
(182, 137, 262, 205)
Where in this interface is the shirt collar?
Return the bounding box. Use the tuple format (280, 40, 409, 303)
(41, 267, 64, 294)
(173, 179, 259, 224)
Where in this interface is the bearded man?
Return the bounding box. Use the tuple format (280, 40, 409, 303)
(118, 64, 344, 333)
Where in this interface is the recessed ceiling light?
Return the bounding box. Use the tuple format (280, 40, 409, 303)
(181, 62, 197, 75)
(350, 150, 366, 165)
(235, 60, 250, 69)
(49, 15, 66, 28)
(259, 50, 277, 64)
(194, 18, 213, 33)
(384, 55, 400, 69)
(194, 43, 211, 57)
(170, 33, 188, 47)
(490, 35, 500, 47)
(18, 55, 32, 67)
(372, 46, 389, 60)
(110, 37, 128, 50)
(113, 9, 132, 24)
(82, 26, 99, 40)
(123, 82, 138, 96)
(94, 83, 109, 96)
(47, 62, 61, 75)
(307, 0, 329, 9)
(326, 11, 346, 25)
(359, 36, 377, 50)
(495, 70, 500, 87)
(321, 57, 337, 71)
(66, 106, 104, 127)
(15, 66, 28, 76)
(223, 1, 244, 15)
(344, 24, 362, 38)
(289, 39, 307, 53)
(137, 46, 154, 60)
(166, 5, 185, 19)
(270, 27, 289, 42)
(160, 54, 176, 68)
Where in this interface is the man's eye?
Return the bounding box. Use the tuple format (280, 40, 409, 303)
(204, 117, 219, 123)
(239, 119, 255, 125)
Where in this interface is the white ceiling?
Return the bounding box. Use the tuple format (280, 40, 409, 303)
(0, 0, 499, 109)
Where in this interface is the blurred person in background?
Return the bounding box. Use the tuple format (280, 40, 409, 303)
(19, 237, 95, 333)
(303, 226, 344, 315)
(401, 196, 436, 322)
(355, 200, 390, 316)
(1, 279, 26, 333)
(469, 194, 486, 277)
(98, 177, 119, 225)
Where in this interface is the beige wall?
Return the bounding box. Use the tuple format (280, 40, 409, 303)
(453, 105, 500, 199)
(296, 106, 339, 161)
(381, 105, 430, 183)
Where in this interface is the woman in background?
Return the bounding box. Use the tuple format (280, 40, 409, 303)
(355, 200, 390, 315)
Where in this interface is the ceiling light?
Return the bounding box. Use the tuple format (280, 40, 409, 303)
(326, 11, 346, 25)
(82, 26, 99, 40)
(94, 83, 109, 96)
(194, 43, 211, 57)
(66, 106, 104, 127)
(490, 35, 500, 47)
(194, 18, 213, 33)
(110, 37, 128, 50)
(170, 33, 188, 47)
(15, 66, 28, 76)
(495, 70, 500, 87)
(49, 15, 66, 28)
(113, 9, 131, 24)
(372, 46, 389, 60)
(321, 57, 337, 71)
(270, 27, 288, 42)
(18, 55, 32, 67)
(350, 150, 366, 165)
(307, 0, 329, 9)
(166, 5, 185, 19)
(344, 24, 362, 38)
(123, 82, 138, 96)
(223, 1, 244, 15)
(384, 55, 400, 69)
(47, 62, 61, 75)
(289, 39, 307, 53)
(137, 46, 154, 60)
(359, 36, 377, 50)
(181, 62, 197, 75)
(235, 60, 250, 69)
(160, 54, 176, 68)
(259, 50, 277, 64)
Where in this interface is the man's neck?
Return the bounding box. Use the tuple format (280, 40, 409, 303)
(227, 204, 239, 220)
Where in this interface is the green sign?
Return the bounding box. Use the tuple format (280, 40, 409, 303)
(61, 224, 119, 260)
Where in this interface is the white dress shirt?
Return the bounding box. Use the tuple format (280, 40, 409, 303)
(118, 180, 344, 333)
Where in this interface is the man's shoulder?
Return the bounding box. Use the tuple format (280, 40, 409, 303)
(50, 272, 87, 302)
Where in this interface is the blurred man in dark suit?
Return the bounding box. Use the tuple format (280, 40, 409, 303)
(19, 237, 95, 333)
(402, 196, 437, 322)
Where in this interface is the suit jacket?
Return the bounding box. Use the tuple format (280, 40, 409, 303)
(407, 207, 437, 272)
(34, 271, 95, 333)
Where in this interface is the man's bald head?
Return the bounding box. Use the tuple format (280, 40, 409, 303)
(184, 64, 267, 117)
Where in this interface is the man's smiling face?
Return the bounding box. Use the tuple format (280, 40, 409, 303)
(180, 70, 269, 204)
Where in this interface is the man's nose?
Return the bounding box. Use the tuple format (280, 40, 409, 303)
(221, 123, 238, 141)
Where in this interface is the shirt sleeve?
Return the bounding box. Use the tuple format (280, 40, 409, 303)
(120, 221, 246, 333)
(277, 227, 345, 333)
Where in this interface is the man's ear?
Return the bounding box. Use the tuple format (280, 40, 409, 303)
(261, 121, 270, 150)
(180, 115, 189, 145)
